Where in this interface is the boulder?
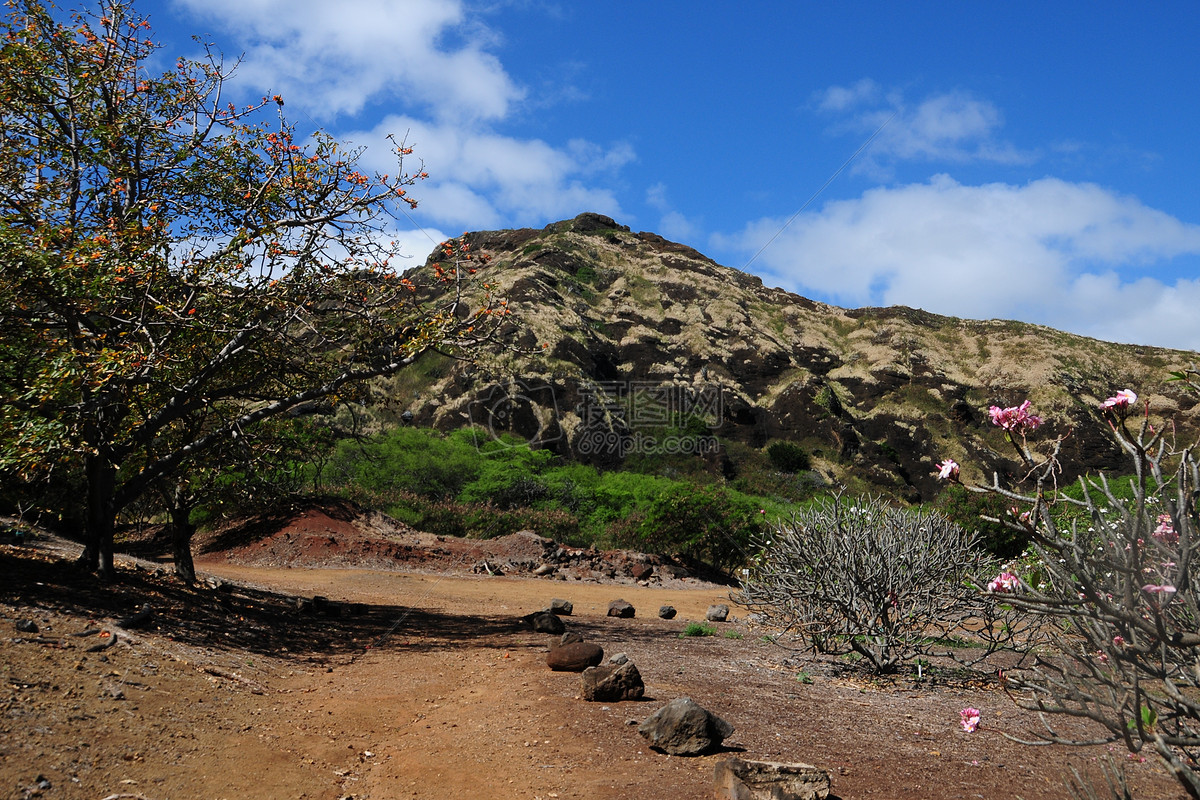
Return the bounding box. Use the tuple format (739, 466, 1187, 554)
(550, 598, 574, 616)
(581, 661, 645, 702)
(658, 605, 677, 620)
(638, 697, 734, 755)
(526, 610, 566, 635)
(607, 599, 635, 618)
(713, 757, 831, 800)
(630, 563, 655, 581)
(547, 641, 604, 672)
(706, 604, 730, 622)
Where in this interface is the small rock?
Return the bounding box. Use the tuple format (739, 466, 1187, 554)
(526, 611, 566, 635)
(560, 631, 585, 646)
(706, 604, 730, 622)
(15, 619, 38, 634)
(582, 661, 645, 702)
(534, 564, 555, 577)
(547, 641, 604, 672)
(638, 697, 734, 756)
(608, 652, 629, 665)
(658, 605, 677, 620)
(713, 757, 831, 800)
(607, 599, 635, 618)
(630, 563, 655, 581)
(549, 598, 573, 616)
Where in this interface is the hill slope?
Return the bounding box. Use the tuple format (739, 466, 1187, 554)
(386, 213, 1199, 501)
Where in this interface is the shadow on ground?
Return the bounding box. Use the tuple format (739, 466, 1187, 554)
(1, 544, 538, 662)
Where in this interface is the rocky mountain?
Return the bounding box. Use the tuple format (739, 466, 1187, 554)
(386, 213, 1199, 502)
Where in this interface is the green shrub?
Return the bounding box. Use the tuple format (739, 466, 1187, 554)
(766, 441, 811, 473)
(935, 483, 1030, 558)
(609, 484, 766, 570)
(383, 491, 581, 543)
(326, 428, 480, 499)
(678, 622, 717, 637)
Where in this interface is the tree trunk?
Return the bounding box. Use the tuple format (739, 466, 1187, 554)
(78, 451, 117, 580)
(169, 484, 197, 584)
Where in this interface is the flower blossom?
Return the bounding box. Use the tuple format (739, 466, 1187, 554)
(987, 572, 1020, 593)
(1142, 584, 1177, 601)
(988, 400, 1043, 434)
(960, 707, 981, 733)
(1099, 389, 1137, 411)
(1153, 514, 1179, 545)
(935, 459, 959, 480)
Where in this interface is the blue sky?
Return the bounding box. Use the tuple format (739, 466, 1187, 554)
(140, 1, 1200, 351)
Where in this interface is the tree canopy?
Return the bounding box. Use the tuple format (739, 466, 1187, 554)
(0, 0, 505, 578)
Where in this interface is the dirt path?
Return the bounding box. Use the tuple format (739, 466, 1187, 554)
(1, 536, 1189, 800)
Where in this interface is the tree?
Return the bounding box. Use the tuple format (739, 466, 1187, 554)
(940, 389, 1200, 798)
(0, 0, 505, 578)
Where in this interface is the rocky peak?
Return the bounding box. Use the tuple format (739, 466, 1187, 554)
(389, 215, 1200, 501)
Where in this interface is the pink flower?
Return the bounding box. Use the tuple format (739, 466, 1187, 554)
(935, 459, 960, 480)
(1153, 514, 1179, 545)
(1100, 389, 1137, 411)
(1142, 584, 1177, 601)
(960, 707, 981, 732)
(988, 400, 1043, 434)
(987, 572, 1020, 593)
(1009, 506, 1034, 525)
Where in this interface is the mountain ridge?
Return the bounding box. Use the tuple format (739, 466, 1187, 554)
(386, 213, 1199, 502)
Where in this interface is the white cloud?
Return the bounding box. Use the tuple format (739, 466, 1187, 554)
(816, 84, 1033, 174)
(718, 176, 1200, 350)
(814, 79, 880, 113)
(387, 225, 450, 265)
(168, 2, 636, 231)
(172, 0, 523, 121)
(344, 115, 628, 230)
(644, 183, 701, 244)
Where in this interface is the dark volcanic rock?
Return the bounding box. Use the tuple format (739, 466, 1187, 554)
(638, 697, 734, 755)
(547, 642, 604, 672)
(607, 599, 635, 618)
(581, 661, 645, 702)
(550, 598, 573, 616)
(526, 610, 565, 635)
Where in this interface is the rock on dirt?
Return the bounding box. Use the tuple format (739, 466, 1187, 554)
(638, 696, 734, 756)
(713, 757, 831, 800)
(581, 661, 644, 702)
(607, 599, 635, 618)
(706, 603, 730, 622)
(547, 641, 604, 672)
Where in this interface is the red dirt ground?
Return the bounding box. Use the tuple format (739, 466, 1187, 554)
(0, 506, 1189, 799)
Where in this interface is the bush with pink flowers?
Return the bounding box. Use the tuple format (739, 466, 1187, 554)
(937, 376, 1200, 799)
